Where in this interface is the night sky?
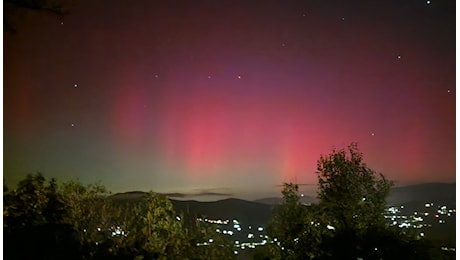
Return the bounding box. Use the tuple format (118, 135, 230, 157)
(4, 0, 455, 199)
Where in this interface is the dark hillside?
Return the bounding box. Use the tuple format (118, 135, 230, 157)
(109, 193, 274, 226)
(387, 183, 455, 207)
(171, 198, 273, 226)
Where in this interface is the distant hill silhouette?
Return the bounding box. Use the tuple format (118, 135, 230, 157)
(255, 195, 317, 205)
(255, 183, 455, 207)
(254, 197, 283, 205)
(387, 183, 455, 206)
(109, 193, 274, 225)
(110, 191, 146, 201)
(109, 183, 455, 227)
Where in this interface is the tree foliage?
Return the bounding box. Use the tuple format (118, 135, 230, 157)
(4, 173, 234, 259)
(317, 143, 392, 232)
(268, 143, 449, 259)
(4, 0, 69, 33)
(268, 183, 331, 259)
(127, 192, 187, 259)
(4, 173, 79, 259)
(58, 180, 119, 258)
(315, 143, 398, 258)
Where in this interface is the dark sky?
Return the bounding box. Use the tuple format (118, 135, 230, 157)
(4, 0, 455, 199)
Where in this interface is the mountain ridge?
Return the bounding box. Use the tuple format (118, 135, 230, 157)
(109, 182, 455, 205)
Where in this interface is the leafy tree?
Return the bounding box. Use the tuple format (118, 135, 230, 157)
(59, 183, 235, 259)
(316, 143, 392, 232)
(315, 143, 394, 258)
(4, 174, 235, 259)
(4, 173, 79, 259)
(135, 192, 187, 259)
(315, 143, 452, 259)
(268, 143, 450, 259)
(268, 183, 331, 259)
(71, 191, 227, 259)
(4, 173, 49, 227)
(4, 0, 69, 33)
(60, 180, 110, 250)
(4, 175, 114, 259)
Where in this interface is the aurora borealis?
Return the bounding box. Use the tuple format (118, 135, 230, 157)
(4, 0, 455, 199)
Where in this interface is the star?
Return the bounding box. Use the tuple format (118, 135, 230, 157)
(154, 74, 159, 78)
(447, 89, 451, 93)
(397, 55, 401, 59)
(371, 133, 375, 136)
(237, 75, 242, 79)
(341, 17, 345, 21)
(71, 123, 75, 127)
(427, 0, 431, 4)
(74, 83, 78, 88)
(207, 75, 212, 79)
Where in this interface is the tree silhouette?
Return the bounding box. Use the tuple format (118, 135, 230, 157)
(4, 173, 79, 259)
(268, 183, 332, 259)
(317, 143, 392, 232)
(4, 0, 69, 33)
(268, 143, 451, 259)
(4, 173, 235, 259)
(59, 180, 116, 258)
